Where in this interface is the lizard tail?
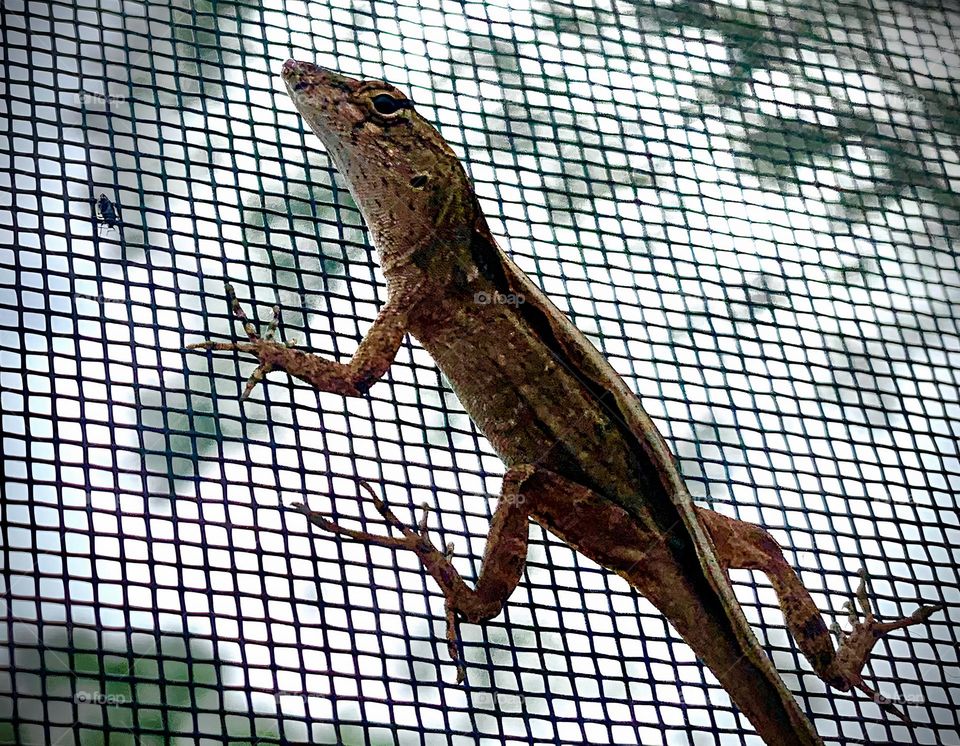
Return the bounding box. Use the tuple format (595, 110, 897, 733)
(637, 570, 824, 746)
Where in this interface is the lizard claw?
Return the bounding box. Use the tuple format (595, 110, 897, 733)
(417, 502, 431, 534)
(187, 282, 297, 400)
(224, 281, 261, 342)
(830, 569, 944, 719)
(236, 359, 273, 401)
(445, 599, 466, 683)
(293, 480, 445, 555)
(289, 481, 408, 551)
(291, 480, 466, 680)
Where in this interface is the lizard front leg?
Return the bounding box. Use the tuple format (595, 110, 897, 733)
(188, 283, 407, 399)
(293, 465, 536, 681)
(696, 507, 944, 716)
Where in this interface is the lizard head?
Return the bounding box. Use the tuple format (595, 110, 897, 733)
(281, 59, 475, 267)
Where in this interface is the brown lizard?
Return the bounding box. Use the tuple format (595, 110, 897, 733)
(188, 59, 944, 745)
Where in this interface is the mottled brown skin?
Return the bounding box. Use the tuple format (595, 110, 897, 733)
(188, 60, 944, 746)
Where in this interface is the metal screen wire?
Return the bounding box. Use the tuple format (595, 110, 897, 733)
(0, 0, 957, 744)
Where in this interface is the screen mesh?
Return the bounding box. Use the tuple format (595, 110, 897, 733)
(1, 0, 957, 744)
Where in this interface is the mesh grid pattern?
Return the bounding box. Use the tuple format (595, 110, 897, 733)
(0, 0, 958, 744)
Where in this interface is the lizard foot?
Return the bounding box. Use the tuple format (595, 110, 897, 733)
(290, 481, 467, 682)
(187, 282, 298, 400)
(829, 569, 944, 720)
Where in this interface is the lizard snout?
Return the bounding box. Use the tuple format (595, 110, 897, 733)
(281, 59, 319, 89)
(281, 59, 357, 99)
(281, 58, 305, 76)
(281, 59, 326, 78)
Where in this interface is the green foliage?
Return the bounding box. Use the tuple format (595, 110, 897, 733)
(0, 627, 277, 745)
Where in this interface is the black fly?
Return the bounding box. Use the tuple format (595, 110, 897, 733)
(95, 193, 122, 236)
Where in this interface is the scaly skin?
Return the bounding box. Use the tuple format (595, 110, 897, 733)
(188, 60, 945, 745)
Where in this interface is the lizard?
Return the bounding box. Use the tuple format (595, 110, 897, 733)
(188, 59, 945, 745)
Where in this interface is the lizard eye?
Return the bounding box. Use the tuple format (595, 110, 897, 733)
(371, 93, 408, 116)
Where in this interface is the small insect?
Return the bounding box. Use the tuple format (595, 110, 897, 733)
(94, 193, 122, 236)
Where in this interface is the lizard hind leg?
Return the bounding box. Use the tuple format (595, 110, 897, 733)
(694, 508, 944, 715)
(829, 569, 944, 720)
(293, 469, 536, 683)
